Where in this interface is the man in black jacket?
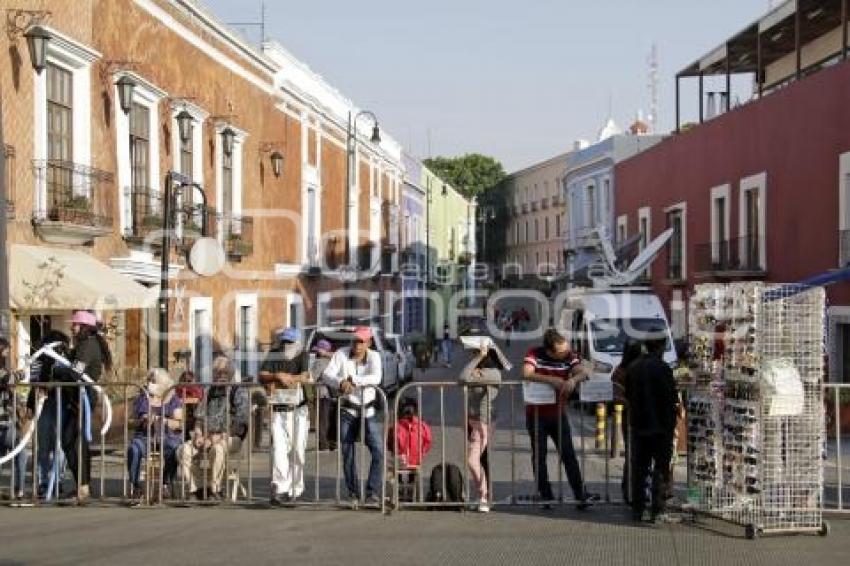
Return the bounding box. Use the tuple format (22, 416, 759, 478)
(625, 329, 677, 522)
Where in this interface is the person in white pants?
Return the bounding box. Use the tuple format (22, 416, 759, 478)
(258, 327, 310, 506)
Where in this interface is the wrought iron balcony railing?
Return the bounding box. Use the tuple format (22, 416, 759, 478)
(32, 159, 114, 229)
(222, 214, 254, 259)
(695, 236, 765, 275)
(124, 186, 164, 241)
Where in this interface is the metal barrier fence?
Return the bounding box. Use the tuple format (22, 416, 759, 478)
(2, 381, 150, 505)
(155, 382, 389, 512)
(388, 380, 629, 511)
(824, 383, 850, 513)
(0, 379, 390, 512)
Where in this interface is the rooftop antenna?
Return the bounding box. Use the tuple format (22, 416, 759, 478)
(227, 0, 267, 45)
(647, 43, 659, 134)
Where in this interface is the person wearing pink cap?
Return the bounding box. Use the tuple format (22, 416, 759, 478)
(59, 310, 113, 503)
(322, 327, 383, 506)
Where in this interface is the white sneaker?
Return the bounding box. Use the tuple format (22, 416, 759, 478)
(477, 499, 490, 513)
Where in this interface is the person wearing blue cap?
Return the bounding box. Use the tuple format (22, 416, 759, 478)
(259, 327, 310, 506)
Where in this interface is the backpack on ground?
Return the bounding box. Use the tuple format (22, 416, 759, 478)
(426, 463, 464, 505)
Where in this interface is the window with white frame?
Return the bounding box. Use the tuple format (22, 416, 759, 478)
(665, 203, 687, 281)
(116, 74, 165, 238)
(603, 178, 611, 214)
(585, 184, 596, 230)
(616, 215, 628, 245)
(235, 293, 258, 381)
(189, 297, 213, 382)
(710, 184, 731, 265)
(739, 172, 766, 270)
(170, 102, 206, 230)
(33, 29, 99, 220)
(839, 153, 850, 266)
(638, 206, 651, 277)
(216, 125, 245, 241)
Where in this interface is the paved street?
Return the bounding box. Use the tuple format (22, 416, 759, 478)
(0, 505, 847, 565)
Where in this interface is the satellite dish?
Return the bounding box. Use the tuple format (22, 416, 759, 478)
(626, 228, 674, 274)
(189, 237, 226, 277)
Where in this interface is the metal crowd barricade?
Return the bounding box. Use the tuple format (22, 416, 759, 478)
(157, 382, 389, 513)
(389, 380, 624, 511)
(2, 380, 149, 506)
(823, 383, 850, 513)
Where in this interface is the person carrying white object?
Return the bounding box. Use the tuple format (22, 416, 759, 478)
(322, 327, 384, 505)
(258, 327, 311, 506)
(458, 337, 510, 513)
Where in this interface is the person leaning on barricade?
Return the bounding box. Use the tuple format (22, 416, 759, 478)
(522, 328, 600, 511)
(177, 355, 249, 502)
(127, 368, 183, 505)
(458, 335, 509, 513)
(322, 326, 384, 508)
(259, 327, 311, 506)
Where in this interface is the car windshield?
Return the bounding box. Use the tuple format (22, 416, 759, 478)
(589, 318, 670, 353)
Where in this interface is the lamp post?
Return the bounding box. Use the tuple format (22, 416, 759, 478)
(344, 110, 381, 311)
(158, 172, 210, 369)
(476, 204, 495, 264)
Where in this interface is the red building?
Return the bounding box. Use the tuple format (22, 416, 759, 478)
(615, 0, 850, 382)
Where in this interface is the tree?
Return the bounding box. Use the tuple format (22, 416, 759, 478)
(422, 154, 505, 199)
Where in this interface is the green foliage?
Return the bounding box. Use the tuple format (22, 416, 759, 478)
(423, 154, 505, 199)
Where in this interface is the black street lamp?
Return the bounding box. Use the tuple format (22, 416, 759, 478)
(24, 25, 51, 74)
(116, 76, 136, 115)
(270, 150, 284, 178)
(344, 110, 382, 309)
(476, 205, 496, 262)
(158, 172, 210, 369)
(176, 110, 194, 143)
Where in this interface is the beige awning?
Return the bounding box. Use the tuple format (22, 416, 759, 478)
(10, 244, 157, 311)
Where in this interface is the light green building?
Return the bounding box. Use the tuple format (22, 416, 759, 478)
(421, 165, 476, 337)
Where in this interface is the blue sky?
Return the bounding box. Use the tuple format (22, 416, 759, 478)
(203, 0, 770, 171)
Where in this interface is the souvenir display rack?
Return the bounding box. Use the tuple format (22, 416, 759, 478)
(686, 282, 828, 539)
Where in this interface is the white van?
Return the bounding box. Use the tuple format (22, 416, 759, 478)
(558, 287, 677, 381)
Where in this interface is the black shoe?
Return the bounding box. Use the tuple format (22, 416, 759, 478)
(577, 493, 601, 511)
(270, 493, 292, 507)
(632, 509, 645, 522)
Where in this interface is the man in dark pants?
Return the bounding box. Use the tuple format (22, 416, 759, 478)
(522, 328, 599, 510)
(626, 329, 678, 522)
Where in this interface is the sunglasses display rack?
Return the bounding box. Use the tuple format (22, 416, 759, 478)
(685, 283, 827, 539)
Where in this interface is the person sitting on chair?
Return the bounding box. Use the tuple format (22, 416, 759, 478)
(177, 356, 249, 502)
(127, 368, 183, 504)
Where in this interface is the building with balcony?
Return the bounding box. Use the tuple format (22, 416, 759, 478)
(1, 0, 406, 379)
(615, 0, 850, 373)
